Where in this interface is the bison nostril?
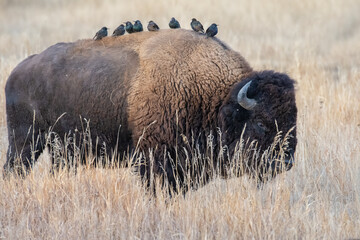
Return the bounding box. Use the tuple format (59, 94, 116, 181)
(266, 156, 294, 174)
(283, 159, 294, 170)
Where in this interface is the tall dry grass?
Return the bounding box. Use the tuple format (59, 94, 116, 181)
(0, 0, 360, 239)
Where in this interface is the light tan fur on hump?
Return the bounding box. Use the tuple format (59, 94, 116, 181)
(103, 29, 254, 145)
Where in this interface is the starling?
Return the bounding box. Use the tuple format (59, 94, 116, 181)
(169, 17, 180, 29)
(133, 20, 143, 32)
(147, 20, 160, 31)
(112, 24, 125, 36)
(190, 18, 204, 33)
(205, 23, 218, 37)
(125, 21, 134, 34)
(93, 27, 109, 40)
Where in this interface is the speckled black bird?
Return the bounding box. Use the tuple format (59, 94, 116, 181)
(93, 27, 109, 40)
(205, 23, 218, 37)
(147, 21, 160, 31)
(133, 20, 143, 32)
(125, 21, 134, 34)
(169, 17, 180, 29)
(112, 24, 125, 36)
(190, 18, 204, 33)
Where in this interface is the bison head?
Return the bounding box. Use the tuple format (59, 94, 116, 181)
(219, 70, 297, 178)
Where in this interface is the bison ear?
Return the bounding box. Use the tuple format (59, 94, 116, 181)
(237, 81, 257, 110)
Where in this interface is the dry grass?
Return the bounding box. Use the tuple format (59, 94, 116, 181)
(1, 0, 360, 239)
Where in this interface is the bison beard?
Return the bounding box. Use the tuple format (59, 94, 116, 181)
(3, 29, 297, 193)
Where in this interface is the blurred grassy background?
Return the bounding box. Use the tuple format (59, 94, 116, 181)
(1, 0, 359, 64)
(0, 0, 359, 239)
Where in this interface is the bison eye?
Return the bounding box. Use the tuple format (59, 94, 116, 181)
(257, 122, 267, 132)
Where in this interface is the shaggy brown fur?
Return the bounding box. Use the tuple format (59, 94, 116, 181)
(4, 29, 297, 190)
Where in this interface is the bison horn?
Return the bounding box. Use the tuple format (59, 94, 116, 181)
(237, 80, 257, 110)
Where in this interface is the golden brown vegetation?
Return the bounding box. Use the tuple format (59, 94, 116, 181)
(0, 0, 360, 239)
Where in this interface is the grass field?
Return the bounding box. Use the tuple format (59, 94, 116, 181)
(1, 0, 360, 239)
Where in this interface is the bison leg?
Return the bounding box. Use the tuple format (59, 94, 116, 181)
(138, 146, 187, 195)
(4, 125, 45, 178)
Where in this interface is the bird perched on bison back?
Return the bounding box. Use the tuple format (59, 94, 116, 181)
(169, 17, 180, 29)
(191, 18, 204, 33)
(206, 23, 218, 38)
(133, 20, 143, 32)
(93, 27, 108, 40)
(125, 21, 134, 34)
(147, 21, 160, 31)
(112, 24, 125, 36)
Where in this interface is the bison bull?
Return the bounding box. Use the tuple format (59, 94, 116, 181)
(4, 29, 297, 190)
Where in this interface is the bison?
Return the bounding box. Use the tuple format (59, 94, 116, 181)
(4, 29, 297, 191)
